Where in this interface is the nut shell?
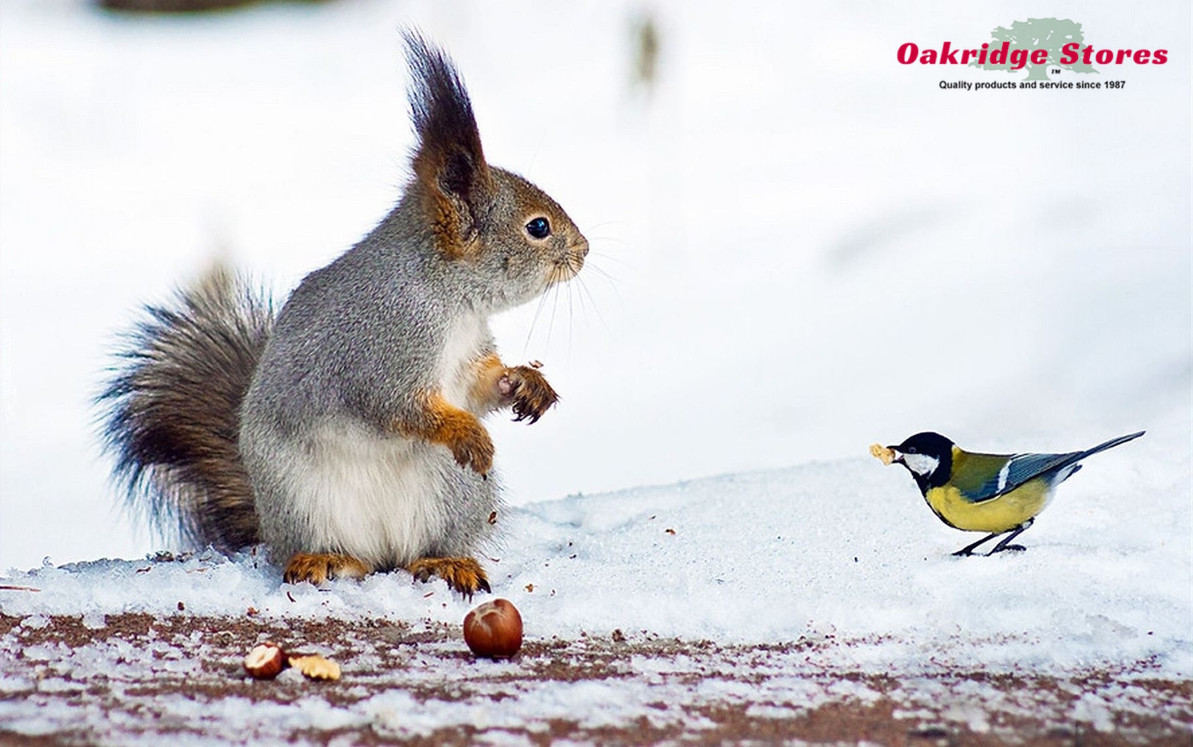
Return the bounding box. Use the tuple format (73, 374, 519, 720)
(463, 598, 523, 659)
(243, 642, 286, 680)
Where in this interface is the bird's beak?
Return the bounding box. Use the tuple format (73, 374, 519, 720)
(887, 447, 904, 465)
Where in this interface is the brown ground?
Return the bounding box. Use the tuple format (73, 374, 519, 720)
(0, 612, 1189, 745)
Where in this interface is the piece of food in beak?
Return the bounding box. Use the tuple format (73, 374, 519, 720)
(870, 443, 897, 465)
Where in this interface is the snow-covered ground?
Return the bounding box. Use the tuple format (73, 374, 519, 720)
(0, 423, 1189, 740)
(0, 0, 1190, 739)
(2, 409, 1190, 670)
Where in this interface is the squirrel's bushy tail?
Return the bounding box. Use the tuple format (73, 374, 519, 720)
(98, 265, 272, 552)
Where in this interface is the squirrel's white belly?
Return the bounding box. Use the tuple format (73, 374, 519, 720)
(439, 312, 488, 409)
(281, 420, 451, 567)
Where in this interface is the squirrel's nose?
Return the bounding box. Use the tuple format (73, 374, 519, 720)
(574, 236, 590, 258)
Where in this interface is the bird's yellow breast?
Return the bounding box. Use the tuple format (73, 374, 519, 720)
(924, 479, 1051, 533)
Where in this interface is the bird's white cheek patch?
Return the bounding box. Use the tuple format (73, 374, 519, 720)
(902, 453, 940, 476)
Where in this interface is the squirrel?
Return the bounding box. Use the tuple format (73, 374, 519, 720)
(97, 32, 588, 596)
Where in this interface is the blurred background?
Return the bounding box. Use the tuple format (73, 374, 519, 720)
(1, 0, 1189, 570)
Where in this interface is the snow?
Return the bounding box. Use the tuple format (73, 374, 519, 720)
(0, 0, 1189, 739)
(2, 408, 1189, 677)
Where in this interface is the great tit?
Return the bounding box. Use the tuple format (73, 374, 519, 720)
(873, 431, 1144, 556)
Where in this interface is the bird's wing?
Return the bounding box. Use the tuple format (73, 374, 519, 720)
(958, 451, 1079, 503)
(955, 432, 1143, 504)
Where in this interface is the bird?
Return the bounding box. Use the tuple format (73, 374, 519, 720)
(871, 431, 1144, 556)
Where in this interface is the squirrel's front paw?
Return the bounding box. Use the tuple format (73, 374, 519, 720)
(501, 366, 558, 424)
(446, 417, 494, 475)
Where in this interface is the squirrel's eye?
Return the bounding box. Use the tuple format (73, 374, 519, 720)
(525, 217, 551, 240)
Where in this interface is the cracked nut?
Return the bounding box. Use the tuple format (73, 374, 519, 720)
(243, 642, 286, 680)
(464, 598, 523, 659)
(870, 443, 896, 465)
(288, 653, 341, 681)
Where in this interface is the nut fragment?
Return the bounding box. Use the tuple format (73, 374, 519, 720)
(464, 598, 523, 659)
(870, 443, 896, 465)
(288, 653, 341, 681)
(244, 642, 286, 680)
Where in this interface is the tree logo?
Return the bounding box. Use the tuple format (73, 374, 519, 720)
(970, 18, 1097, 80)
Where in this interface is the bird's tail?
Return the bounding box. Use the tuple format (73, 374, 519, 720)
(1076, 431, 1146, 461)
(97, 265, 272, 552)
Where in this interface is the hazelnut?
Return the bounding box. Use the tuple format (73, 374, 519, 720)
(463, 598, 523, 659)
(243, 642, 286, 680)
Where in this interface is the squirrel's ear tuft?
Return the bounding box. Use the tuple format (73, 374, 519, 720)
(403, 30, 492, 257)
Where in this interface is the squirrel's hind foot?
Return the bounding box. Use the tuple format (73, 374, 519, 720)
(407, 556, 491, 597)
(283, 553, 371, 585)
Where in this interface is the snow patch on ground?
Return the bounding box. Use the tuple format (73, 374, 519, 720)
(4, 413, 1189, 678)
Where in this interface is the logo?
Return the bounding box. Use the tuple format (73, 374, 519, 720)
(898, 18, 1168, 89)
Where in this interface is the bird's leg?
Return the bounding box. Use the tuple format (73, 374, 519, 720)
(952, 532, 1000, 556)
(987, 519, 1035, 555)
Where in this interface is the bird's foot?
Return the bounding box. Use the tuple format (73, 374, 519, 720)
(988, 543, 1027, 555)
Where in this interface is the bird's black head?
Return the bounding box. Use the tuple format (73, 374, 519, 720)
(888, 431, 954, 495)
